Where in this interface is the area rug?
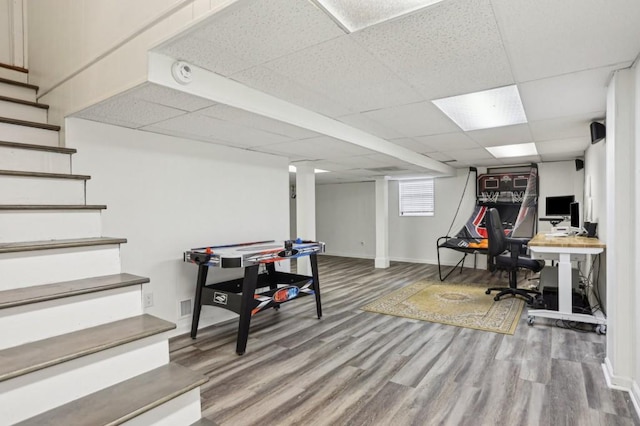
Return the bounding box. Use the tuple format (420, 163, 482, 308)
(362, 280, 524, 335)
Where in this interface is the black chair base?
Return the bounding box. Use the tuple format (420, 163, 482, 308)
(485, 287, 540, 304)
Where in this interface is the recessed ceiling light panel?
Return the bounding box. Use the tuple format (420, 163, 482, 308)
(432, 85, 528, 131)
(486, 142, 538, 158)
(289, 165, 330, 174)
(312, 0, 444, 33)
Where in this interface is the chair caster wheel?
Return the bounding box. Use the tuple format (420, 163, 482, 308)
(494, 296, 500, 301)
(595, 325, 606, 335)
(527, 316, 535, 326)
(485, 290, 491, 295)
(273, 305, 280, 311)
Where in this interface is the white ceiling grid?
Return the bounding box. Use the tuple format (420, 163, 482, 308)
(72, 0, 640, 183)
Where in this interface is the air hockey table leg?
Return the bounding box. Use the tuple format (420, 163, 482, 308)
(190, 263, 208, 339)
(236, 264, 259, 355)
(310, 254, 322, 319)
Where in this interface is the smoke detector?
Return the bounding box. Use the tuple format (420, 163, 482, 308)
(171, 61, 193, 85)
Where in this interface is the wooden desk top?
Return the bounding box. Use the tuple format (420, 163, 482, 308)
(529, 233, 606, 248)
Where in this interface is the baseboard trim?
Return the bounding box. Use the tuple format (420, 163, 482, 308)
(602, 359, 640, 420)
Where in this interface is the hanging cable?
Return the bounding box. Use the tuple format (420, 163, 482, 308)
(445, 168, 473, 237)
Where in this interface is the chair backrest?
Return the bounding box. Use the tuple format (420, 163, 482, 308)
(486, 208, 507, 256)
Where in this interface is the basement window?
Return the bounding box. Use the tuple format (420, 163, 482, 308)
(399, 179, 435, 216)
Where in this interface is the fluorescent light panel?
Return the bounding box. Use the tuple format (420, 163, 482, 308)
(486, 143, 538, 158)
(432, 85, 527, 131)
(289, 165, 329, 173)
(312, 0, 444, 33)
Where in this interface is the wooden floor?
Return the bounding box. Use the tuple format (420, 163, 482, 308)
(170, 256, 639, 426)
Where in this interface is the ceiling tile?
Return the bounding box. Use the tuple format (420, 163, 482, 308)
(535, 137, 590, 155)
(134, 83, 217, 112)
(539, 151, 585, 162)
(443, 148, 493, 161)
(157, 0, 345, 76)
(352, 0, 514, 99)
(466, 124, 532, 147)
(425, 152, 455, 162)
(414, 132, 480, 151)
(361, 101, 460, 137)
(231, 66, 355, 117)
(142, 113, 293, 147)
(492, 0, 640, 81)
(529, 112, 602, 142)
(389, 137, 433, 153)
(519, 65, 618, 122)
(74, 94, 186, 128)
(198, 104, 319, 139)
(262, 36, 424, 112)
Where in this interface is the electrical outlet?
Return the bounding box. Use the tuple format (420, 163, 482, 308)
(143, 293, 154, 308)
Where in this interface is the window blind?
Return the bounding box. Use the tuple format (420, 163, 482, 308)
(399, 179, 435, 216)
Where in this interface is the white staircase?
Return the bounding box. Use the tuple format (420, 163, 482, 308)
(0, 65, 210, 425)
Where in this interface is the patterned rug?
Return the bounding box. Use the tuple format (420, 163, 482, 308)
(362, 280, 524, 335)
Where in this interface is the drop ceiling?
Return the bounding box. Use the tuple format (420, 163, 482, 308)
(72, 0, 640, 184)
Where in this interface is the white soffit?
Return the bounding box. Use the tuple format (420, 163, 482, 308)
(492, 0, 640, 82)
(147, 52, 455, 176)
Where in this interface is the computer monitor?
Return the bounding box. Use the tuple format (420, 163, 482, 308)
(570, 201, 580, 230)
(545, 195, 575, 216)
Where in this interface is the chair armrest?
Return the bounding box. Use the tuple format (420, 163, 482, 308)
(505, 237, 529, 262)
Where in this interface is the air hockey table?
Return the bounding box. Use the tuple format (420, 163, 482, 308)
(183, 239, 325, 355)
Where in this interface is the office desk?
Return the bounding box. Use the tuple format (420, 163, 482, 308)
(528, 233, 606, 333)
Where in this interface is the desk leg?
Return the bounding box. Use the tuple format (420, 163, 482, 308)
(558, 253, 572, 314)
(190, 264, 209, 339)
(236, 264, 259, 355)
(310, 254, 322, 319)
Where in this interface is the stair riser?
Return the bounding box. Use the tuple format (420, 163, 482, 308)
(0, 245, 121, 290)
(0, 99, 47, 123)
(0, 146, 71, 174)
(0, 175, 86, 204)
(0, 69, 29, 83)
(0, 81, 35, 102)
(124, 388, 203, 426)
(0, 337, 170, 424)
(0, 122, 58, 146)
(0, 210, 101, 242)
(0, 286, 143, 350)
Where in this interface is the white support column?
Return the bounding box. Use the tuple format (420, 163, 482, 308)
(375, 176, 390, 268)
(295, 162, 315, 275)
(604, 68, 636, 388)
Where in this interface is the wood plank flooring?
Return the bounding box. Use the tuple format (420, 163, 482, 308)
(170, 256, 639, 426)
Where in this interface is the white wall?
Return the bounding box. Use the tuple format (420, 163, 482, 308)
(316, 182, 376, 259)
(67, 118, 290, 334)
(27, 0, 238, 127)
(0, 1, 11, 65)
(537, 160, 584, 233)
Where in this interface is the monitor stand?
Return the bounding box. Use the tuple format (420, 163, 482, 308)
(540, 217, 566, 227)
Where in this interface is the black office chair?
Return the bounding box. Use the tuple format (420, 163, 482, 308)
(485, 208, 544, 304)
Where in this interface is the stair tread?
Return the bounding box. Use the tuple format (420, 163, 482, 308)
(0, 236, 127, 254)
(0, 116, 59, 131)
(0, 169, 90, 179)
(0, 63, 28, 74)
(0, 204, 106, 210)
(0, 76, 37, 90)
(0, 140, 75, 153)
(0, 314, 175, 382)
(17, 363, 207, 426)
(0, 273, 149, 309)
(0, 94, 49, 109)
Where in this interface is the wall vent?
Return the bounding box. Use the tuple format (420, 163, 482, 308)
(180, 299, 192, 317)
